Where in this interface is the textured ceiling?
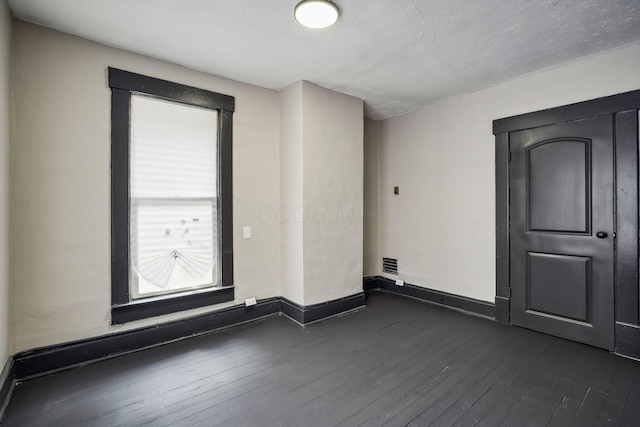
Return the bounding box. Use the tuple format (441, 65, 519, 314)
(7, 0, 640, 119)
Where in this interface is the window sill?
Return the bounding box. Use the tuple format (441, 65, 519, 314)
(111, 286, 234, 324)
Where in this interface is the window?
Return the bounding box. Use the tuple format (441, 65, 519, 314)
(109, 68, 234, 324)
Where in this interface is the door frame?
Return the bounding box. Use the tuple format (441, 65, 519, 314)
(493, 89, 640, 359)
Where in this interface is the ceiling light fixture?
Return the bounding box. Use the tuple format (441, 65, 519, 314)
(294, 0, 340, 29)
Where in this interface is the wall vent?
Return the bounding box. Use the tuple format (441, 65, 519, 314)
(382, 258, 398, 275)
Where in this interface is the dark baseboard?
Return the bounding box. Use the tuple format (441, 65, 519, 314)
(615, 322, 640, 360)
(14, 298, 281, 380)
(363, 276, 380, 292)
(0, 356, 14, 422)
(280, 293, 366, 325)
(364, 276, 495, 319)
(494, 296, 510, 324)
(3, 280, 634, 417)
(11, 292, 367, 382)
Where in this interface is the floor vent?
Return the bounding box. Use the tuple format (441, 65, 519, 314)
(382, 258, 398, 275)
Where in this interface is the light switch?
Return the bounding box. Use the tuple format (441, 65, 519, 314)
(243, 226, 252, 239)
(394, 186, 400, 195)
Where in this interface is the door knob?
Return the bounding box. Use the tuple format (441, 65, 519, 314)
(596, 231, 608, 238)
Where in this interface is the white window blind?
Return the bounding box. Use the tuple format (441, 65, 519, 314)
(130, 95, 219, 298)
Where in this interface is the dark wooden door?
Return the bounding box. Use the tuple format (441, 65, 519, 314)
(510, 115, 614, 350)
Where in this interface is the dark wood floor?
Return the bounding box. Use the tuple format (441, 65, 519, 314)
(3, 292, 640, 426)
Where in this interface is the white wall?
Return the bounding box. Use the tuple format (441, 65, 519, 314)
(0, 0, 11, 362)
(278, 81, 364, 306)
(301, 82, 363, 305)
(363, 118, 379, 277)
(279, 81, 304, 305)
(377, 42, 640, 302)
(11, 21, 281, 352)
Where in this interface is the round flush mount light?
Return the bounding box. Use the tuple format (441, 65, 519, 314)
(294, 0, 340, 29)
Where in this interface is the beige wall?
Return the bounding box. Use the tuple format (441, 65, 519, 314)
(279, 81, 304, 305)
(363, 118, 379, 277)
(301, 82, 363, 305)
(11, 21, 281, 352)
(377, 42, 640, 302)
(279, 81, 364, 306)
(0, 0, 11, 362)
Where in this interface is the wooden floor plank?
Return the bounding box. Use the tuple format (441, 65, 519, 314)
(303, 326, 488, 426)
(2, 292, 639, 427)
(546, 344, 604, 427)
(597, 360, 637, 425)
(227, 312, 463, 426)
(143, 301, 443, 426)
(202, 309, 477, 426)
(429, 328, 541, 426)
(619, 371, 640, 427)
(497, 339, 587, 426)
(385, 332, 514, 427)
(452, 335, 553, 427)
(405, 328, 533, 426)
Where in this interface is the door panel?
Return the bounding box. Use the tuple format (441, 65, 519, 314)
(510, 115, 614, 350)
(527, 252, 590, 323)
(527, 139, 589, 233)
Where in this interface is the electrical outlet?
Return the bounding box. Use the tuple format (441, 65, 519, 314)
(245, 297, 257, 307)
(395, 279, 404, 286)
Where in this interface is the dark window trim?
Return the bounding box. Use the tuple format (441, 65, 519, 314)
(109, 67, 234, 324)
(112, 287, 235, 325)
(109, 67, 235, 111)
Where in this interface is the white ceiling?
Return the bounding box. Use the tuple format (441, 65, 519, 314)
(7, 0, 640, 120)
